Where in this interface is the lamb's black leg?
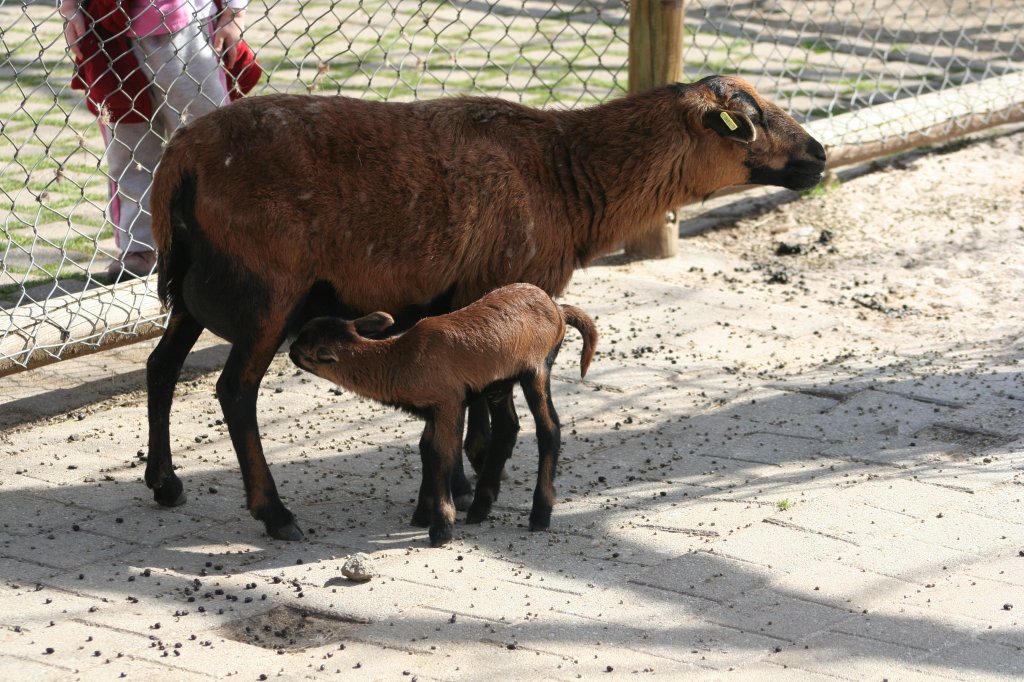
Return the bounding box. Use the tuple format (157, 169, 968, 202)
(464, 396, 491, 475)
(424, 405, 461, 547)
(410, 420, 435, 528)
(145, 309, 204, 507)
(450, 408, 474, 511)
(466, 386, 519, 524)
(217, 325, 301, 541)
(520, 365, 561, 532)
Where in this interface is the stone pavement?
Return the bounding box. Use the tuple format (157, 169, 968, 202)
(2, 167, 1024, 678)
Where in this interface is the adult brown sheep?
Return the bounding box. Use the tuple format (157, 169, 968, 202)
(145, 75, 826, 541)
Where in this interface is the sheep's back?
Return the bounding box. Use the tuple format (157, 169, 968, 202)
(168, 94, 573, 314)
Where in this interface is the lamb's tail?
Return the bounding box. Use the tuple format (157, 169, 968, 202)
(560, 304, 598, 378)
(149, 143, 195, 310)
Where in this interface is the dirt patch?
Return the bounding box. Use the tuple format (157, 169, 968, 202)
(220, 605, 370, 651)
(694, 126, 1024, 332)
(915, 425, 1014, 451)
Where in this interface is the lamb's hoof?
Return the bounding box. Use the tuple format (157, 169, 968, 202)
(151, 476, 186, 507)
(429, 523, 453, 547)
(266, 520, 304, 542)
(453, 492, 474, 512)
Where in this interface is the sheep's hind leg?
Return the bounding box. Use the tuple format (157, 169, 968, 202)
(466, 385, 519, 524)
(520, 364, 561, 532)
(145, 309, 204, 507)
(218, 325, 302, 541)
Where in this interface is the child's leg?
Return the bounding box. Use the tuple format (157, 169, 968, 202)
(103, 121, 164, 258)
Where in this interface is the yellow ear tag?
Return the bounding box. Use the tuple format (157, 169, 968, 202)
(720, 111, 739, 131)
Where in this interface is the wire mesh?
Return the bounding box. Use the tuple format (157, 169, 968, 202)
(2, 0, 1022, 371)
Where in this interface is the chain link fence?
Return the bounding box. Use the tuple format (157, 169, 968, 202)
(3, 0, 1023, 373)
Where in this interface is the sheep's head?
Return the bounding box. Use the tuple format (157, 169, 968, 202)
(688, 75, 826, 192)
(289, 312, 395, 377)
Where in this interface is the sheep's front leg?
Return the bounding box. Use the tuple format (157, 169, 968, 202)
(217, 331, 302, 541)
(422, 406, 461, 547)
(520, 368, 561, 531)
(145, 309, 204, 507)
(466, 386, 519, 524)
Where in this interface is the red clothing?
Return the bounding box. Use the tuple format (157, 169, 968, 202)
(70, 0, 261, 123)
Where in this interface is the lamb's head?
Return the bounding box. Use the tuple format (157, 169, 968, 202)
(289, 312, 395, 378)
(686, 75, 826, 192)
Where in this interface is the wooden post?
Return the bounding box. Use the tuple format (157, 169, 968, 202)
(625, 0, 685, 259)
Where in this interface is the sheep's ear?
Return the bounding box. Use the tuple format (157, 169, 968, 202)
(352, 311, 395, 336)
(703, 109, 757, 144)
(315, 347, 339, 363)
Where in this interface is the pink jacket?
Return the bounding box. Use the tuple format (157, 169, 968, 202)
(71, 0, 262, 123)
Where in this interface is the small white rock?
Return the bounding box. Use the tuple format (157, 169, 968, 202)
(341, 553, 375, 582)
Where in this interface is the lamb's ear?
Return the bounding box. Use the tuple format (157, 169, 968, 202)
(703, 109, 757, 144)
(352, 311, 395, 336)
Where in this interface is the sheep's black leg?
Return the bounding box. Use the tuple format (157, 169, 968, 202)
(410, 420, 435, 528)
(520, 363, 561, 532)
(466, 385, 519, 524)
(217, 326, 301, 541)
(423, 405, 460, 547)
(145, 309, 204, 507)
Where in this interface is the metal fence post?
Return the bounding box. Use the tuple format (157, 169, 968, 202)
(625, 0, 685, 260)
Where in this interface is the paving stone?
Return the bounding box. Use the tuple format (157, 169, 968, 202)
(2, 619, 151, 675)
(698, 587, 854, 643)
(0, 655, 74, 681)
(0, 557, 61, 587)
(707, 519, 859, 571)
(770, 630, 932, 680)
(631, 551, 773, 604)
(917, 637, 1024, 680)
(629, 620, 792, 670)
(831, 602, 990, 652)
(0, 529, 136, 571)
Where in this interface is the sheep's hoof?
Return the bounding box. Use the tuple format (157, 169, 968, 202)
(429, 523, 453, 547)
(257, 506, 304, 541)
(528, 508, 552, 532)
(266, 520, 304, 542)
(151, 476, 186, 507)
(453, 492, 474, 512)
(410, 505, 431, 528)
(465, 503, 490, 525)
(465, 492, 494, 524)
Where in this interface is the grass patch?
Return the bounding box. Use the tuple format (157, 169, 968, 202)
(802, 171, 841, 198)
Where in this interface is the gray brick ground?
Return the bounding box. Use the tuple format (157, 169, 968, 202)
(3, 130, 1024, 679)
